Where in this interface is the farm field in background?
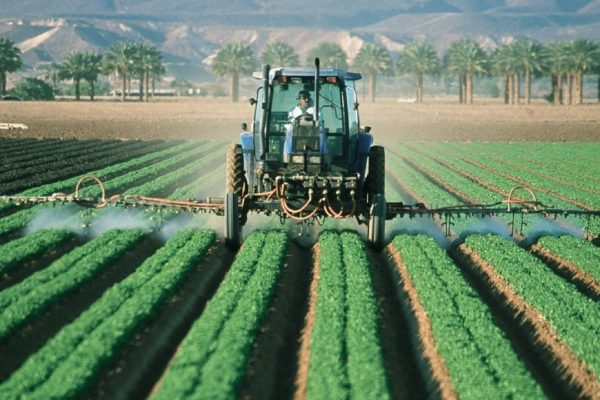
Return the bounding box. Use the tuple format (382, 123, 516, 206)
(0, 135, 599, 399)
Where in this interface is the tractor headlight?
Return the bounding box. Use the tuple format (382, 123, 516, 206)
(308, 155, 321, 165)
(291, 155, 304, 164)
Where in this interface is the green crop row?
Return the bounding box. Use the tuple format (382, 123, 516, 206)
(122, 147, 222, 196)
(392, 144, 500, 205)
(463, 234, 600, 376)
(0, 141, 219, 236)
(426, 142, 600, 209)
(307, 231, 389, 400)
(386, 152, 474, 235)
(0, 228, 215, 399)
(0, 229, 146, 340)
(439, 142, 600, 185)
(153, 230, 287, 400)
(536, 235, 600, 283)
(0, 141, 187, 215)
(0, 229, 75, 274)
(395, 143, 600, 237)
(392, 234, 544, 399)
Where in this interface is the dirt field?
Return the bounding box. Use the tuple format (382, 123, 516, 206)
(1, 97, 599, 142)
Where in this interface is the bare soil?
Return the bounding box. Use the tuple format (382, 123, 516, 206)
(1, 98, 599, 142)
(385, 244, 457, 400)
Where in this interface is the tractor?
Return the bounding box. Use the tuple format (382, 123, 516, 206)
(224, 59, 386, 249)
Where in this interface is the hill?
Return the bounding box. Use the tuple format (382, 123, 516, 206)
(0, 0, 599, 80)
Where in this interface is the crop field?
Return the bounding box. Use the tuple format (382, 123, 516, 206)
(0, 132, 599, 398)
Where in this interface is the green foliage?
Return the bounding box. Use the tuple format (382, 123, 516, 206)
(0, 228, 215, 399)
(307, 231, 390, 400)
(537, 235, 600, 282)
(464, 234, 600, 376)
(0, 229, 146, 340)
(305, 42, 348, 70)
(152, 230, 288, 399)
(392, 234, 544, 399)
(9, 77, 54, 100)
(261, 41, 299, 67)
(0, 37, 22, 96)
(0, 229, 75, 274)
(397, 41, 439, 76)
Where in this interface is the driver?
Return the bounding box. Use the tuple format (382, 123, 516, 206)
(283, 89, 327, 162)
(289, 89, 314, 120)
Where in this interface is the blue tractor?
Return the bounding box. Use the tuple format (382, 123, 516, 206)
(225, 59, 386, 249)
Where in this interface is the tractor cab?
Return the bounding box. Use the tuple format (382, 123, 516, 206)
(243, 66, 372, 192)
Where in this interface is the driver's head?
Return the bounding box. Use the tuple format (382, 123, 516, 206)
(296, 89, 311, 106)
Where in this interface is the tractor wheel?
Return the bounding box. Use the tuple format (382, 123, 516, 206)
(225, 192, 241, 250)
(366, 145, 385, 204)
(226, 143, 247, 196)
(367, 193, 386, 251)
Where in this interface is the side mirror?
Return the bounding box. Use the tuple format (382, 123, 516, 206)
(354, 102, 359, 111)
(249, 98, 257, 106)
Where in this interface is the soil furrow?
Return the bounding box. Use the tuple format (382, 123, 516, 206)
(294, 244, 320, 400)
(239, 241, 312, 400)
(366, 246, 428, 399)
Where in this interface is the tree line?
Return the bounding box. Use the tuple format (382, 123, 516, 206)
(2, 36, 600, 104)
(1, 39, 164, 101)
(218, 39, 600, 104)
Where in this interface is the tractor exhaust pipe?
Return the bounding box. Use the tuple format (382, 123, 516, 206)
(314, 58, 320, 125)
(258, 63, 270, 158)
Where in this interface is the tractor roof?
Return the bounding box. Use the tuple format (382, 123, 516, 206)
(252, 67, 362, 82)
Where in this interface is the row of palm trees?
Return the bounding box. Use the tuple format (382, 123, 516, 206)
(48, 42, 165, 101)
(2, 36, 600, 103)
(215, 39, 600, 104)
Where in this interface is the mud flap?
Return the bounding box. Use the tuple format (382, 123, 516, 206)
(225, 192, 241, 250)
(368, 194, 386, 250)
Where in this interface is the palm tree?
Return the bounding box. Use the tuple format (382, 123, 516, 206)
(305, 42, 348, 70)
(491, 44, 515, 104)
(170, 78, 191, 96)
(0, 38, 22, 98)
(396, 42, 439, 103)
(211, 42, 256, 102)
(44, 62, 61, 96)
(82, 51, 103, 101)
(444, 38, 488, 104)
(261, 42, 299, 67)
(353, 43, 392, 102)
(59, 52, 87, 101)
(104, 42, 135, 101)
(512, 40, 546, 104)
(569, 39, 600, 104)
(543, 42, 569, 105)
(131, 43, 163, 102)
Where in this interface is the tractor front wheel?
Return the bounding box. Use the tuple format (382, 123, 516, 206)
(225, 192, 241, 250)
(367, 193, 386, 251)
(366, 145, 385, 204)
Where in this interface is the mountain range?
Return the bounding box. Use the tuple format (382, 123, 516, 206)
(1, 0, 599, 80)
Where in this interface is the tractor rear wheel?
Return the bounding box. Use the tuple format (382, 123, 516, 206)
(226, 143, 247, 196)
(366, 145, 385, 204)
(225, 144, 247, 250)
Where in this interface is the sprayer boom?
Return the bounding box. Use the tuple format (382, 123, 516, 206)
(1, 177, 598, 238)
